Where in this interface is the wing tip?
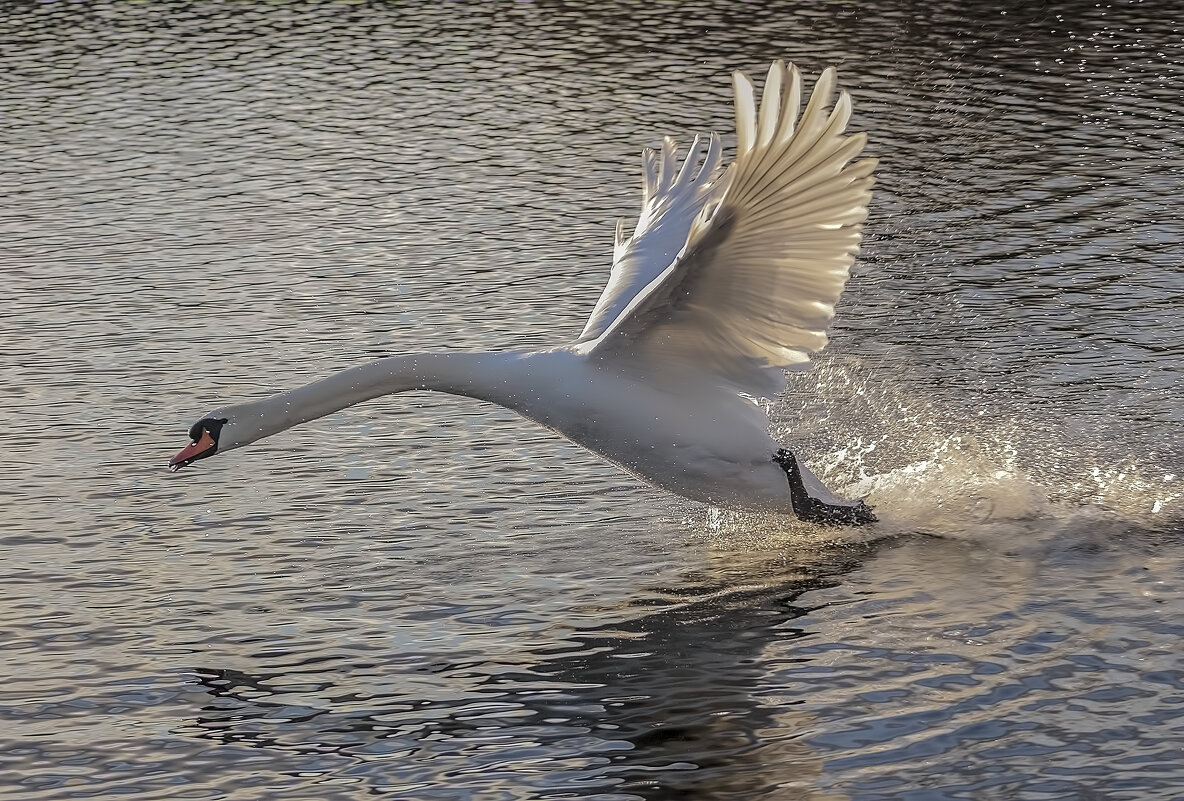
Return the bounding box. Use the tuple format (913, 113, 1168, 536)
(731, 69, 757, 154)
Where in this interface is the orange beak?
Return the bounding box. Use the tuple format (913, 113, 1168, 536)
(169, 429, 217, 471)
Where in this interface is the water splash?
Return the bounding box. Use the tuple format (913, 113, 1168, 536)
(774, 357, 1182, 536)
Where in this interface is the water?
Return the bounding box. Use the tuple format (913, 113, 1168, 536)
(2, 2, 1182, 798)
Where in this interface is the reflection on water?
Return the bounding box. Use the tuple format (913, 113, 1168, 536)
(178, 543, 872, 800)
(2, 1, 1182, 799)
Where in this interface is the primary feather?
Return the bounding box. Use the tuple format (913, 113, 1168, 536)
(580, 60, 876, 397)
(579, 132, 727, 343)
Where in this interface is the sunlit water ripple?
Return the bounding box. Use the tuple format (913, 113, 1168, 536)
(2, 2, 1181, 799)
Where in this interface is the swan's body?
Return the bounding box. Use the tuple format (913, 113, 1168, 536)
(171, 61, 878, 524)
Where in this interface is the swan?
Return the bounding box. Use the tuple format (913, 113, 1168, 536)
(169, 60, 877, 525)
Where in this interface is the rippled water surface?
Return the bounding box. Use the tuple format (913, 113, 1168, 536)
(3, 2, 1183, 799)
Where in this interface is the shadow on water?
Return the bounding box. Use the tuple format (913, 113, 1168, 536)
(178, 535, 894, 799)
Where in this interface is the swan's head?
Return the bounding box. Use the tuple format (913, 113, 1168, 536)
(169, 416, 228, 471)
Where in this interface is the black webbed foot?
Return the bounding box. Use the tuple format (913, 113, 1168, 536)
(774, 448, 877, 527)
(797, 497, 878, 526)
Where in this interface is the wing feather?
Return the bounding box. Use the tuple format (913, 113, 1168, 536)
(577, 130, 728, 343)
(732, 71, 757, 155)
(582, 61, 876, 397)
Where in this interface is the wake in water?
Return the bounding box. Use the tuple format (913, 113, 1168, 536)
(771, 357, 1181, 538)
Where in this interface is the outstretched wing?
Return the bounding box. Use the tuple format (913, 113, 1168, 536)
(581, 61, 876, 397)
(577, 133, 728, 343)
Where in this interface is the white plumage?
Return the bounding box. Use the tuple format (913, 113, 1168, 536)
(579, 62, 875, 397)
(170, 61, 878, 525)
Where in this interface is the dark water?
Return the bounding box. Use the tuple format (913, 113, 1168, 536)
(3, 2, 1182, 799)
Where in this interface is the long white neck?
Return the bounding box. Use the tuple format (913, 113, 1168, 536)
(213, 351, 527, 452)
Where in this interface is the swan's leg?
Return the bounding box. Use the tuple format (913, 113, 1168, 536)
(773, 449, 876, 526)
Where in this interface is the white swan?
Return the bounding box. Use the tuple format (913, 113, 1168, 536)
(170, 60, 878, 525)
